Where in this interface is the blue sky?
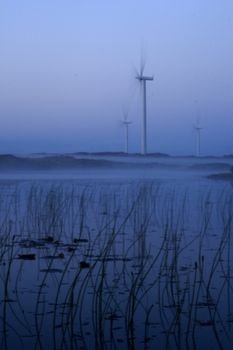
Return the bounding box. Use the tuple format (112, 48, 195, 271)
(0, 0, 233, 155)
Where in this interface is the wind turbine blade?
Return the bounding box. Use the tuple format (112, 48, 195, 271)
(140, 56, 146, 77)
(132, 63, 139, 78)
(121, 102, 129, 121)
(140, 46, 147, 76)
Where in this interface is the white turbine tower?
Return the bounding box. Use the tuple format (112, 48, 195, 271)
(122, 113, 132, 154)
(194, 122, 203, 157)
(136, 60, 153, 155)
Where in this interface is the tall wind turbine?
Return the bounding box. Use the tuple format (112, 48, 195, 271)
(194, 122, 203, 157)
(122, 113, 132, 154)
(135, 60, 153, 155)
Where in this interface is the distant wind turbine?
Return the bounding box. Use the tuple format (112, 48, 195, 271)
(194, 122, 203, 157)
(122, 113, 132, 154)
(135, 58, 154, 155)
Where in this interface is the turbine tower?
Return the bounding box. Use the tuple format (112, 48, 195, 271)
(194, 123, 203, 157)
(136, 62, 153, 155)
(122, 115, 132, 154)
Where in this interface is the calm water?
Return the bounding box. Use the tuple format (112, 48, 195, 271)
(0, 162, 232, 349)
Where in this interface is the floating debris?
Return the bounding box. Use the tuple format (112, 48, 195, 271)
(67, 246, 76, 252)
(196, 301, 216, 308)
(97, 256, 131, 262)
(17, 253, 36, 260)
(40, 236, 54, 243)
(73, 238, 89, 243)
(179, 266, 190, 271)
(104, 312, 122, 321)
(40, 268, 63, 273)
(19, 239, 43, 248)
(1, 298, 16, 303)
(198, 320, 214, 326)
(80, 261, 90, 269)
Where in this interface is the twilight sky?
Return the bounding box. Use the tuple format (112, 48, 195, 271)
(0, 0, 233, 155)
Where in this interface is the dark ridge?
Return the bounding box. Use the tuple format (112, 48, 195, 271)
(208, 172, 233, 181)
(0, 155, 121, 170)
(71, 151, 170, 157)
(144, 152, 170, 157)
(80, 152, 127, 156)
(178, 155, 224, 159)
(0, 154, 33, 168)
(71, 152, 127, 156)
(0, 154, 175, 171)
(0, 154, 19, 160)
(190, 163, 231, 171)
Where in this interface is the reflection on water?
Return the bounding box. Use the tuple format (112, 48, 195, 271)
(0, 178, 233, 349)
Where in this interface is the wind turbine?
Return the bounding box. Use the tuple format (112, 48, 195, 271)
(122, 113, 132, 154)
(194, 121, 203, 157)
(135, 59, 154, 155)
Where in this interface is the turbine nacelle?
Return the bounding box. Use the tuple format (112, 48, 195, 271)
(136, 75, 154, 81)
(122, 120, 132, 125)
(194, 126, 203, 131)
